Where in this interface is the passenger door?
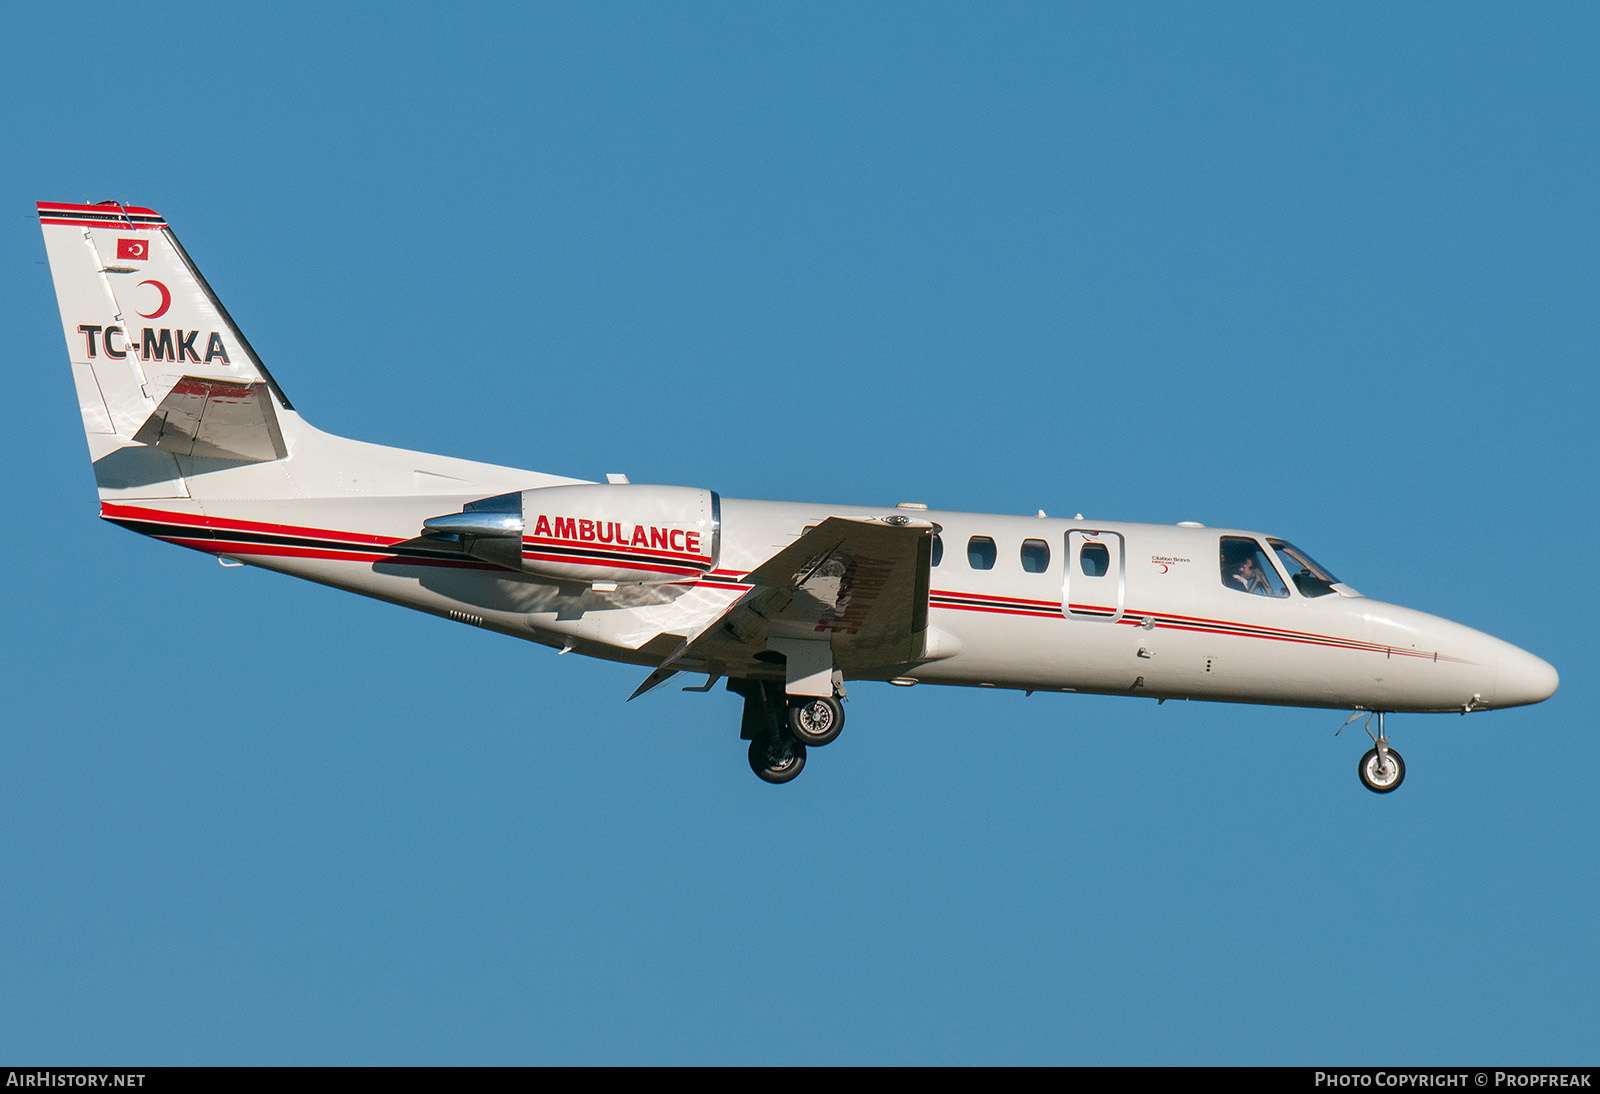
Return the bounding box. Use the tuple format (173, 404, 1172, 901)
(1063, 529, 1125, 622)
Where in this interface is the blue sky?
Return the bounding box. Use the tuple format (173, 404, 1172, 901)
(2, 2, 1594, 1064)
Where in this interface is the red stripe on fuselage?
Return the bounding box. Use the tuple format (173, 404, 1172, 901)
(102, 503, 404, 549)
(925, 590, 1457, 662)
(520, 549, 704, 577)
(521, 535, 707, 566)
(107, 506, 1457, 663)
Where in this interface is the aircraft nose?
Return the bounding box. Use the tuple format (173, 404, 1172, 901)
(1495, 644, 1559, 708)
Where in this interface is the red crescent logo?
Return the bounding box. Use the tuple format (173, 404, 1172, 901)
(137, 279, 172, 319)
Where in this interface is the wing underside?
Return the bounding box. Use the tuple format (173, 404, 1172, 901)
(631, 515, 934, 697)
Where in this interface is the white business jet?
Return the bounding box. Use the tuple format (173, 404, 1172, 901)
(38, 200, 1559, 790)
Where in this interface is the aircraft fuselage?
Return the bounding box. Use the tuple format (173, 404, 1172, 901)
(102, 490, 1555, 716)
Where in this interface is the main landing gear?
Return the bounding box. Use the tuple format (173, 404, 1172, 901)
(731, 680, 845, 785)
(1343, 711, 1406, 794)
(787, 695, 844, 747)
(748, 731, 807, 785)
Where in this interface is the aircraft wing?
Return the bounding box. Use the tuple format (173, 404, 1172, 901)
(630, 515, 934, 697)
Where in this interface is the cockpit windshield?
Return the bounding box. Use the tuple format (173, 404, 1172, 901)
(1267, 539, 1340, 598)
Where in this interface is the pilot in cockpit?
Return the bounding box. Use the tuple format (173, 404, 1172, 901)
(1221, 539, 1276, 597)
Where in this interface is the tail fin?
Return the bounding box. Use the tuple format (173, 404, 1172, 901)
(38, 201, 292, 497)
(41, 199, 584, 510)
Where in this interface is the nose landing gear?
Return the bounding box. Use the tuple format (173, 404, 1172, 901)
(1343, 711, 1407, 794)
(1358, 744, 1406, 793)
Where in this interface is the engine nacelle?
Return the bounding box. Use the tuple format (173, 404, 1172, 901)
(423, 483, 719, 587)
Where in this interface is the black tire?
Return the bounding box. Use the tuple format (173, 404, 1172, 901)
(749, 732, 807, 784)
(787, 696, 844, 747)
(1358, 747, 1406, 794)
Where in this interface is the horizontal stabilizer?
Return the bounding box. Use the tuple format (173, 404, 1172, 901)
(131, 377, 287, 462)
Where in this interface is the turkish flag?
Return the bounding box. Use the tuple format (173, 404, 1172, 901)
(116, 238, 148, 261)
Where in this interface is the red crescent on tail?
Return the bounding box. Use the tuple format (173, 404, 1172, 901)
(137, 279, 172, 319)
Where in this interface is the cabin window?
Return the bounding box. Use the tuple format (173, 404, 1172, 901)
(967, 536, 997, 570)
(1219, 536, 1288, 598)
(931, 534, 943, 568)
(1020, 539, 1050, 573)
(1080, 542, 1110, 577)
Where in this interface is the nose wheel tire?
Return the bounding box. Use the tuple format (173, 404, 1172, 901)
(787, 696, 844, 747)
(749, 732, 807, 784)
(1358, 746, 1406, 793)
